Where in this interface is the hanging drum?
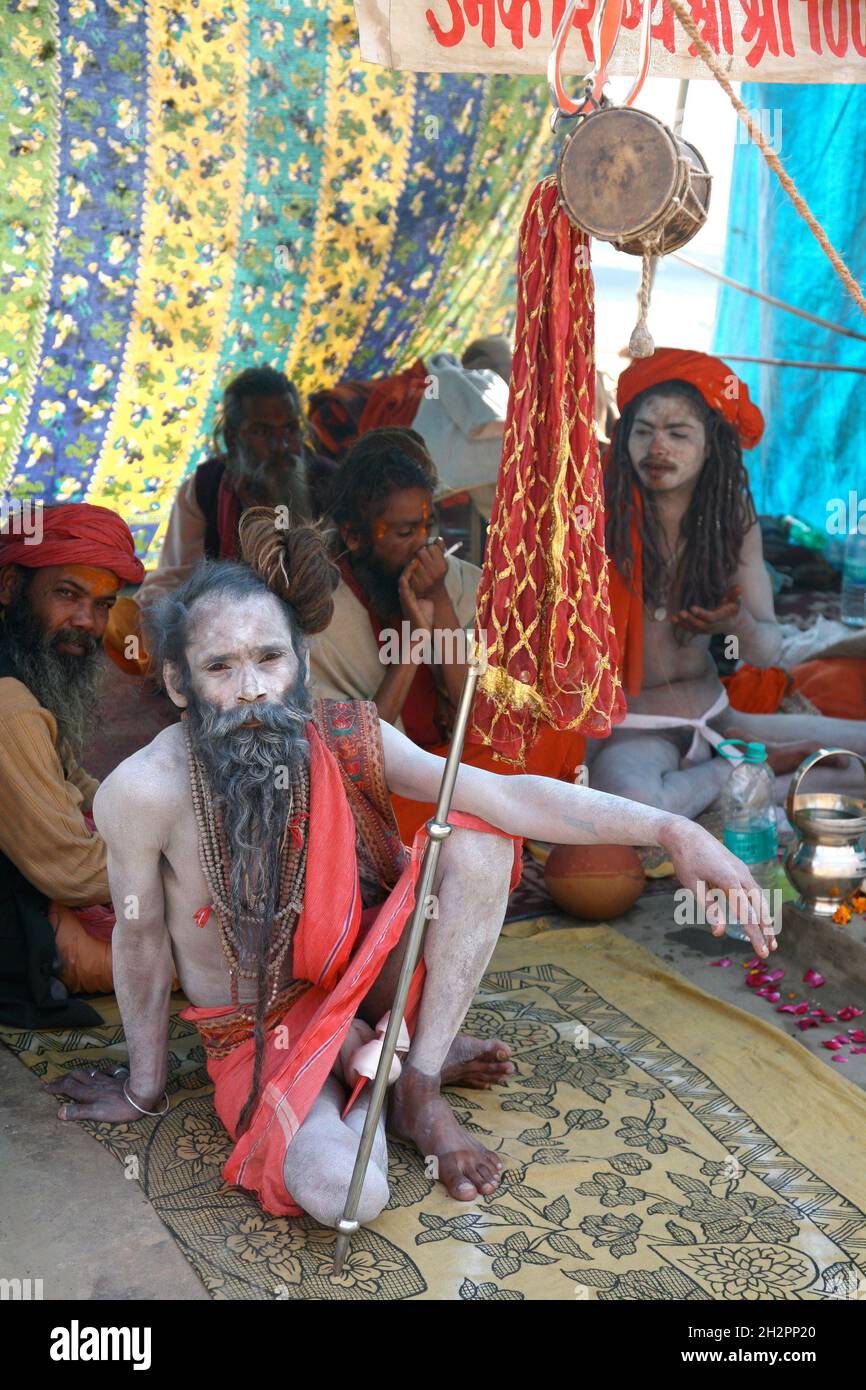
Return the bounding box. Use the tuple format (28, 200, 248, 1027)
(556, 105, 712, 257)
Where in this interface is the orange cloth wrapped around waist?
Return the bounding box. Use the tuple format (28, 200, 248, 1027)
(180, 722, 522, 1217)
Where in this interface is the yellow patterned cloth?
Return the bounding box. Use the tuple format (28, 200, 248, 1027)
(0, 0, 554, 565)
(2, 924, 865, 1301)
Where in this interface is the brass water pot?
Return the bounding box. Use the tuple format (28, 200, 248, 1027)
(784, 749, 866, 915)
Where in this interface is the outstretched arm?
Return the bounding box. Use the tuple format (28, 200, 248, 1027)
(46, 761, 175, 1123)
(380, 719, 777, 957)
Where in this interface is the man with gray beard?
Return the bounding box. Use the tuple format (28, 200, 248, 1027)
(48, 508, 775, 1230)
(0, 503, 144, 1021)
(134, 365, 336, 610)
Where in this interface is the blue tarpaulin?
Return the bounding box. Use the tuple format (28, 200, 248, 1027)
(714, 84, 866, 531)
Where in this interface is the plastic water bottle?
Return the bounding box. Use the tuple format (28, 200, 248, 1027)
(841, 534, 866, 628)
(718, 741, 779, 942)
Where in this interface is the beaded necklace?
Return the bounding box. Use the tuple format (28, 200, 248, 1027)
(184, 718, 309, 1016)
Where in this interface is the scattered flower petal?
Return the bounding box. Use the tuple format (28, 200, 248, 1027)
(796, 1019, 819, 1031)
(831, 1055, 848, 1063)
(744, 957, 760, 969)
(804, 969, 825, 988)
(830, 1034, 849, 1046)
(821, 1039, 844, 1050)
(710, 957, 732, 968)
(838, 1007, 865, 1021)
(850, 892, 866, 914)
(777, 1004, 800, 1014)
(851, 1046, 866, 1054)
(833, 905, 853, 925)
(746, 973, 768, 989)
(764, 968, 785, 982)
(848, 1029, 866, 1044)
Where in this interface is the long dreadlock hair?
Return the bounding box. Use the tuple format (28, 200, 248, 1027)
(604, 380, 756, 642)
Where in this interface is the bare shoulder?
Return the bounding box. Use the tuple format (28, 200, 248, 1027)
(93, 723, 188, 845)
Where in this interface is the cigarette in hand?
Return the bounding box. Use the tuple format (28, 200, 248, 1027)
(443, 542, 462, 557)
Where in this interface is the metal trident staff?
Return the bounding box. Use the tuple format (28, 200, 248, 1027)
(333, 640, 486, 1274)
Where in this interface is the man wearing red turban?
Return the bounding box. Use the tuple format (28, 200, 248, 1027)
(588, 349, 866, 820)
(0, 503, 144, 1023)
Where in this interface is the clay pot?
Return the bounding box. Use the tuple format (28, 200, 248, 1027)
(544, 843, 645, 920)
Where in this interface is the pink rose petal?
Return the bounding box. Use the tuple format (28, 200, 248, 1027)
(851, 1046, 866, 1054)
(838, 1007, 865, 1021)
(793, 1003, 810, 1014)
(764, 968, 785, 982)
(745, 957, 760, 969)
(796, 1019, 819, 1030)
(710, 957, 732, 968)
(831, 1055, 848, 1063)
(848, 1029, 866, 1044)
(830, 1034, 849, 1046)
(777, 1004, 803, 1014)
(821, 1039, 844, 1050)
(765, 992, 781, 1002)
(804, 968, 826, 988)
(746, 973, 768, 989)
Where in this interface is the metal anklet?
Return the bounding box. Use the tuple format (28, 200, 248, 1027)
(122, 1080, 170, 1117)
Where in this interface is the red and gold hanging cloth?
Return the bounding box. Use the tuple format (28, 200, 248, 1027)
(469, 176, 626, 766)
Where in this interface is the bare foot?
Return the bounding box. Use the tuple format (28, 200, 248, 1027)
(441, 1034, 513, 1090)
(391, 1065, 503, 1201)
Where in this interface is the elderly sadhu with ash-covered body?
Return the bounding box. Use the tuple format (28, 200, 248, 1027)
(0, 504, 144, 1018)
(47, 510, 775, 1226)
(587, 349, 866, 816)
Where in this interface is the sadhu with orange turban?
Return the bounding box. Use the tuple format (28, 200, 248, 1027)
(603, 347, 766, 697)
(602, 349, 866, 723)
(0, 503, 144, 1022)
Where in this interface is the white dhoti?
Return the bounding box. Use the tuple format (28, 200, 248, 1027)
(617, 689, 732, 765)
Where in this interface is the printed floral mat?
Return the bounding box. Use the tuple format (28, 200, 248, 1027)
(2, 924, 865, 1301)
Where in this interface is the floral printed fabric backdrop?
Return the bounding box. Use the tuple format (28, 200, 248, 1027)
(0, 0, 553, 563)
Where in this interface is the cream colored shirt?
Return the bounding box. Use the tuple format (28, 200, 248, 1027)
(0, 677, 109, 906)
(308, 556, 481, 735)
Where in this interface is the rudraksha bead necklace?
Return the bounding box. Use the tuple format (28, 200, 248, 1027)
(184, 719, 309, 1016)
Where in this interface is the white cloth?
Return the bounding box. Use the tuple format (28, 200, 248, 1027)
(618, 689, 732, 765)
(777, 614, 859, 666)
(411, 352, 508, 520)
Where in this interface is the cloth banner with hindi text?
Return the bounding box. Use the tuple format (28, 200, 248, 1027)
(356, 0, 866, 82)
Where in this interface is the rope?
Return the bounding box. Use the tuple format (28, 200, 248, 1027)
(628, 251, 655, 358)
(716, 354, 866, 376)
(667, 0, 866, 320)
(672, 253, 866, 344)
